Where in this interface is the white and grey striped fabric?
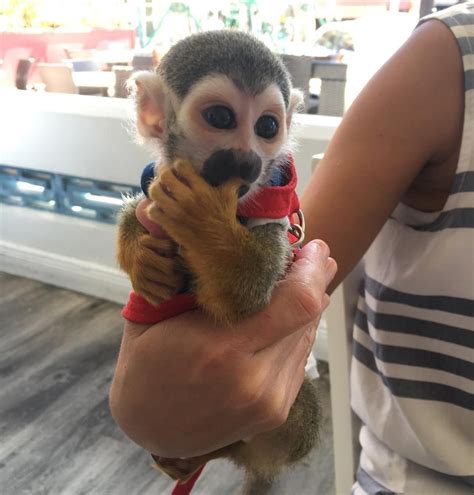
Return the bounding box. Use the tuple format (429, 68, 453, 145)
(351, 3, 474, 492)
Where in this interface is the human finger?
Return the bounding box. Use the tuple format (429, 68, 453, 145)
(242, 323, 317, 436)
(294, 240, 337, 285)
(136, 197, 171, 238)
(274, 323, 318, 416)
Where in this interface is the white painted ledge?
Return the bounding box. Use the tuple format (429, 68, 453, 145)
(0, 240, 130, 304)
(0, 204, 130, 304)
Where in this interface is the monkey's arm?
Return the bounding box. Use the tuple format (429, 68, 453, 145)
(193, 223, 289, 323)
(117, 194, 183, 304)
(147, 160, 291, 324)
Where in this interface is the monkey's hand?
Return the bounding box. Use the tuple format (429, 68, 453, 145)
(116, 194, 184, 305)
(147, 159, 290, 323)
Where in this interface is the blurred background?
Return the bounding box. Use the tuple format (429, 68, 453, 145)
(0, 0, 461, 111)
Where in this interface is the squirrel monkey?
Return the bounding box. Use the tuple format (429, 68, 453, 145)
(116, 31, 321, 495)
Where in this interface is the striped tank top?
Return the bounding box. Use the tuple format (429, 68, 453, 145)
(351, 2, 474, 480)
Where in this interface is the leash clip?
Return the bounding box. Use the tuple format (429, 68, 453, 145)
(289, 209, 305, 247)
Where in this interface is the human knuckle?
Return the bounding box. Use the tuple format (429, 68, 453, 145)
(235, 384, 260, 411)
(253, 389, 288, 429)
(327, 256, 337, 269)
(195, 345, 232, 379)
(315, 239, 330, 257)
(293, 284, 322, 323)
(326, 257, 337, 275)
(234, 371, 266, 408)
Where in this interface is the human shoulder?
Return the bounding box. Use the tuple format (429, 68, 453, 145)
(399, 17, 464, 211)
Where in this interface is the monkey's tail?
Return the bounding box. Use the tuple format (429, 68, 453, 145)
(241, 474, 274, 495)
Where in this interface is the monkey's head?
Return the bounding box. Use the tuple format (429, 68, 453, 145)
(132, 30, 303, 199)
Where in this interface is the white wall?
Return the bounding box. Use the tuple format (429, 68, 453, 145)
(0, 90, 339, 306)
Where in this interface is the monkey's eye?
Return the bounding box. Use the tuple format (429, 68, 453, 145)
(255, 115, 279, 139)
(202, 105, 236, 130)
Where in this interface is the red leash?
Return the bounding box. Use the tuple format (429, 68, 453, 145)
(171, 465, 205, 495)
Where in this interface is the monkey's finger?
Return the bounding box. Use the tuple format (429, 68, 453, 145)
(147, 194, 204, 243)
(149, 172, 200, 216)
(136, 248, 182, 286)
(143, 265, 183, 289)
(173, 158, 208, 189)
(217, 177, 246, 205)
(164, 166, 221, 213)
(137, 289, 164, 306)
(146, 194, 181, 224)
(133, 279, 178, 305)
(148, 170, 178, 203)
(160, 164, 199, 197)
(139, 235, 178, 257)
(136, 242, 176, 268)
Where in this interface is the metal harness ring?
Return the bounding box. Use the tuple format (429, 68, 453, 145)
(289, 208, 305, 247)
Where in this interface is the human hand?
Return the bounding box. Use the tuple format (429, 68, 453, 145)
(109, 240, 337, 458)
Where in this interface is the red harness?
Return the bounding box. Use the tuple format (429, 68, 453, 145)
(122, 158, 301, 494)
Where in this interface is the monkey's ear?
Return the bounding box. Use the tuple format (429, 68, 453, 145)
(130, 72, 167, 138)
(286, 88, 304, 128)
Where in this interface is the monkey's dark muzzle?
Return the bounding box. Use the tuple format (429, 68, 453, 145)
(201, 149, 262, 197)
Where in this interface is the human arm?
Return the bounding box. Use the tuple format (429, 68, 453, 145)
(109, 240, 336, 458)
(301, 20, 464, 292)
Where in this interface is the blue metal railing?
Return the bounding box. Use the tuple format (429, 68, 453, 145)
(0, 165, 140, 224)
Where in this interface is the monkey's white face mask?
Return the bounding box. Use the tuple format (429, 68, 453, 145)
(133, 73, 303, 200)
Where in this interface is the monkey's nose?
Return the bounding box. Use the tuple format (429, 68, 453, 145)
(201, 149, 262, 188)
